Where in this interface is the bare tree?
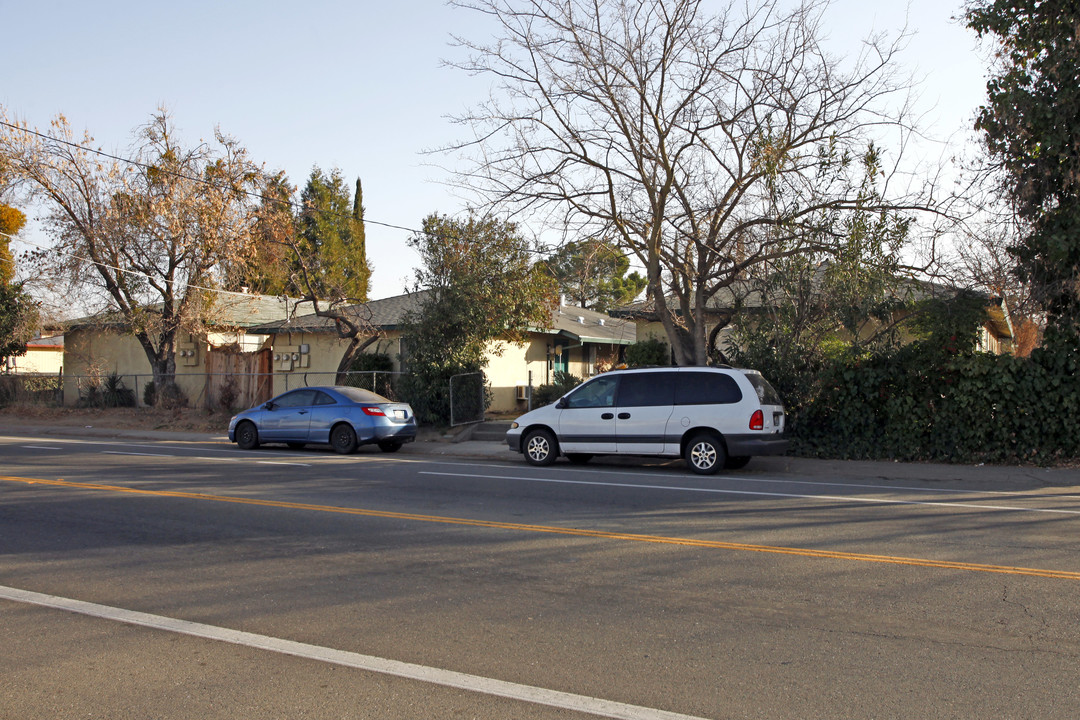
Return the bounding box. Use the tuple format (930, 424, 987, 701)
(445, 0, 938, 365)
(244, 170, 384, 382)
(0, 108, 264, 400)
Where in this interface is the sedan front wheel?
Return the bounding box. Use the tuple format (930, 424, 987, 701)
(235, 421, 259, 450)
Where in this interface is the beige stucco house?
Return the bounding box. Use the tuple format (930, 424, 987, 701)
(5, 333, 64, 374)
(249, 292, 638, 414)
(61, 293, 308, 409)
(613, 280, 1015, 361)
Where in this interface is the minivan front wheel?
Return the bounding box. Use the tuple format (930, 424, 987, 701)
(685, 433, 726, 475)
(523, 429, 558, 466)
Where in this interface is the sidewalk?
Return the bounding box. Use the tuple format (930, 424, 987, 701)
(2, 420, 1078, 489)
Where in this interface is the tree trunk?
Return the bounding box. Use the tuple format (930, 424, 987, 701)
(334, 334, 381, 385)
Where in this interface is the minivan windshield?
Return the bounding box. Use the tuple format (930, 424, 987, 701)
(743, 371, 784, 407)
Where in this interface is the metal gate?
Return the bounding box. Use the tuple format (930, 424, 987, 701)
(449, 372, 486, 427)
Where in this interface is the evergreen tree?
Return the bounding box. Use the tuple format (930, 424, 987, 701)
(967, 0, 1080, 348)
(541, 239, 646, 310)
(296, 167, 370, 302)
(400, 212, 557, 423)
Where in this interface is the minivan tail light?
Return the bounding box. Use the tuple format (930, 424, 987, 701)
(749, 409, 764, 430)
(362, 406, 386, 417)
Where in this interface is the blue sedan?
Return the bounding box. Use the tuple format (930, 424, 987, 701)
(228, 385, 417, 454)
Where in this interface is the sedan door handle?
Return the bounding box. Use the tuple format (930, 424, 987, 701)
(618, 412, 631, 420)
(601, 413, 614, 420)
(298, 410, 308, 415)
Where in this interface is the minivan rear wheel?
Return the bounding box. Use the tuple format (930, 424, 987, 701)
(685, 433, 726, 475)
(523, 429, 558, 466)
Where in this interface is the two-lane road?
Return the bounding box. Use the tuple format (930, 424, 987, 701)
(3, 432, 1079, 718)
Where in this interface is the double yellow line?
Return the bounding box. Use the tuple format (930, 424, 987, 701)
(5, 474, 1080, 581)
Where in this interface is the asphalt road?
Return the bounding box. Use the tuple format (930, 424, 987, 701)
(2, 432, 1080, 719)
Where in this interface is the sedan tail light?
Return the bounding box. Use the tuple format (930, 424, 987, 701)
(749, 409, 764, 430)
(361, 406, 386, 417)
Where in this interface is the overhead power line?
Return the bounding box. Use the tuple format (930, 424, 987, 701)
(0, 119, 419, 235)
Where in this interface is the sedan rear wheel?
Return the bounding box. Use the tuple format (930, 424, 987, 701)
(331, 423, 358, 454)
(235, 421, 259, 450)
(685, 432, 725, 475)
(523, 429, 558, 466)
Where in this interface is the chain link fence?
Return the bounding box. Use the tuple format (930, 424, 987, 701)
(448, 372, 486, 427)
(0, 370, 409, 412)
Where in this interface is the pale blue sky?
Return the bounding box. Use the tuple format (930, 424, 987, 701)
(2, 0, 988, 302)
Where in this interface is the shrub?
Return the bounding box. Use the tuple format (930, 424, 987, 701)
(531, 370, 582, 406)
(625, 337, 669, 367)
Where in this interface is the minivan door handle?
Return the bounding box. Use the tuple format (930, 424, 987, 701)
(617, 412, 631, 420)
(601, 412, 614, 420)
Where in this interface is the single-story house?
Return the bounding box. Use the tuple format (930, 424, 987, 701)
(62, 293, 309, 409)
(5, 333, 64, 374)
(613, 277, 1015, 359)
(248, 292, 638, 414)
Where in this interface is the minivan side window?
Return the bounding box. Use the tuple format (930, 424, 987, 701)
(618, 372, 674, 407)
(565, 376, 618, 409)
(674, 372, 742, 405)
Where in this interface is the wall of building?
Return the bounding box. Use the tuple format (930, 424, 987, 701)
(62, 327, 274, 407)
(7, 346, 63, 375)
(266, 331, 403, 397)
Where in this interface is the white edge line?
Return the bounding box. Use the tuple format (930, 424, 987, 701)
(0, 585, 707, 720)
(419, 471, 1080, 516)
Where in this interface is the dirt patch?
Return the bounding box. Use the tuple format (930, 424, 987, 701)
(0, 404, 232, 434)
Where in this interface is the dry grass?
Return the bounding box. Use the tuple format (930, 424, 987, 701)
(0, 404, 232, 433)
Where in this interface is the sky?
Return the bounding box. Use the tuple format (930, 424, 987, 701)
(1, 0, 990, 306)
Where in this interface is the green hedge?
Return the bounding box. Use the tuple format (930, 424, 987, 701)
(790, 345, 1080, 465)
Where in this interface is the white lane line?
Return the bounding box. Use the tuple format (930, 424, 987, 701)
(0, 585, 706, 720)
(558, 464, 1080, 499)
(21, 445, 62, 450)
(99, 450, 304, 466)
(1, 436, 320, 461)
(420, 471, 1080, 516)
(102, 451, 175, 458)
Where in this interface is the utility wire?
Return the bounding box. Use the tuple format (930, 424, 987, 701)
(0, 119, 565, 261)
(0, 119, 419, 235)
(2, 230, 291, 303)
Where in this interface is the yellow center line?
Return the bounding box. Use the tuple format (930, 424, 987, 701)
(5, 474, 1079, 581)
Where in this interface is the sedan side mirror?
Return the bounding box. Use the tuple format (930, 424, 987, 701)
(556, 397, 568, 409)
(264, 401, 276, 411)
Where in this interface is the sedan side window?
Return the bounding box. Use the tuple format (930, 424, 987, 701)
(565, 376, 618, 409)
(312, 390, 337, 406)
(274, 389, 316, 408)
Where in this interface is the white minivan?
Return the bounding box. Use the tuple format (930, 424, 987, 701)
(506, 367, 787, 474)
